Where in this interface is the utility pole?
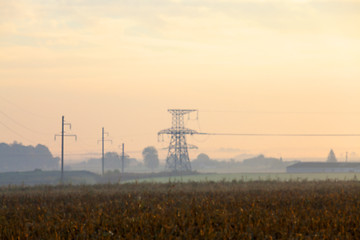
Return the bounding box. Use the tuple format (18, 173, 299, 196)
(121, 143, 125, 174)
(97, 127, 112, 176)
(346, 152, 348, 162)
(54, 116, 77, 184)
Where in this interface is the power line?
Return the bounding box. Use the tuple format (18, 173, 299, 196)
(198, 133, 360, 137)
(201, 110, 360, 115)
(0, 110, 49, 135)
(0, 95, 52, 120)
(0, 119, 36, 144)
(52, 152, 101, 156)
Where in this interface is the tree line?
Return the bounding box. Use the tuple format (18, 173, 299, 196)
(0, 142, 59, 172)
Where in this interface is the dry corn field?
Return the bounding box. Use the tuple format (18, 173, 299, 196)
(1, 181, 360, 239)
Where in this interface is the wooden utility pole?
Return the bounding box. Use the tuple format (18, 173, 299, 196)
(121, 143, 125, 174)
(54, 116, 77, 184)
(98, 127, 112, 176)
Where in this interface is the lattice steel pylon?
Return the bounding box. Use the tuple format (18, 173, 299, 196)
(158, 109, 198, 172)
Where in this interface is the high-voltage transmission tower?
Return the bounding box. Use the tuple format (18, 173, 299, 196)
(158, 109, 199, 172)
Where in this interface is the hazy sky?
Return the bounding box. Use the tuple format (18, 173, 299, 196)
(1, 0, 360, 162)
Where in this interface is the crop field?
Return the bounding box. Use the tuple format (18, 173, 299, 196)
(1, 181, 360, 239)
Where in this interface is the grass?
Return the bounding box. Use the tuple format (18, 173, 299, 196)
(126, 172, 360, 183)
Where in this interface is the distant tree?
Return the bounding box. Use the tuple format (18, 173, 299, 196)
(327, 149, 337, 162)
(191, 153, 215, 170)
(85, 153, 137, 173)
(195, 153, 210, 162)
(242, 155, 283, 169)
(142, 146, 159, 171)
(105, 152, 120, 162)
(105, 152, 130, 169)
(0, 142, 59, 172)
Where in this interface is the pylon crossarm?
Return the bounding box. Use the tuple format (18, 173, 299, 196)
(187, 144, 198, 150)
(158, 128, 199, 135)
(168, 109, 197, 114)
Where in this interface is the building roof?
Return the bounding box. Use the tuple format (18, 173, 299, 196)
(287, 162, 360, 169)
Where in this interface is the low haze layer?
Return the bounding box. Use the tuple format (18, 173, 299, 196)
(1, 0, 360, 162)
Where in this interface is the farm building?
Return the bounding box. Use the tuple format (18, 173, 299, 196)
(287, 162, 360, 173)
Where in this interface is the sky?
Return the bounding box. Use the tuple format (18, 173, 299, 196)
(1, 0, 360, 163)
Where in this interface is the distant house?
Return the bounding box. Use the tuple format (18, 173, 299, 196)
(286, 162, 360, 173)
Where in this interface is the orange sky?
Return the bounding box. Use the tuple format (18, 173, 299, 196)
(1, 0, 360, 162)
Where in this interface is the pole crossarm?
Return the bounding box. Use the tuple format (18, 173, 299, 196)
(97, 139, 112, 143)
(55, 134, 77, 140)
(187, 144, 198, 150)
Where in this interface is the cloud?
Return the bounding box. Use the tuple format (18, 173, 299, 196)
(1, 0, 359, 50)
(0, 0, 359, 71)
